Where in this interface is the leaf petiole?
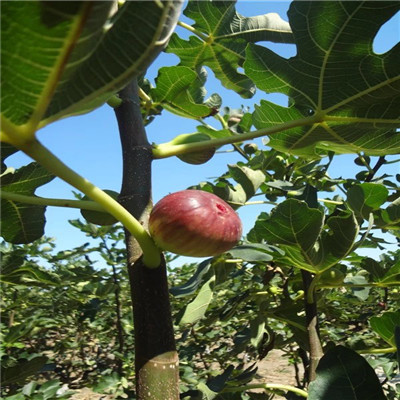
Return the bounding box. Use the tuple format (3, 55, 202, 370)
(0, 191, 105, 212)
(177, 20, 210, 42)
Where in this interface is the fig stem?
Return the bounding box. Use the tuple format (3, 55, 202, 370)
(0, 191, 106, 212)
(16, 138, 161, 268)
(152, 114, 318, 159)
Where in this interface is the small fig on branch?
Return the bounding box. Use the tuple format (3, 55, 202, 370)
(171, 133, 216, 165)
(149, 190, 242, 257)
(318, 268, 345, 285)
(80, 190, 119, 226)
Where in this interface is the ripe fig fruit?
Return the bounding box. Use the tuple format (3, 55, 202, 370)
(149, 190, 242, 257)
(319, 268, 345, 285)
(80, 190, 119, 226)
(171, 133, 216, 165)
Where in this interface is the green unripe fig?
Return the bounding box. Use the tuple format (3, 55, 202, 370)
(354, 155, 370, 166)
(80, 190, 119, 226)
(319, 268, 345, 285)
(324, 185, 337, 192)
(171, 133, 215, 165)
(268, 286, 283, 295)
(244, 143, 258, 154)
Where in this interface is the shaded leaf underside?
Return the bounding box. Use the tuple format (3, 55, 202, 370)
(1, 0, 183, 134)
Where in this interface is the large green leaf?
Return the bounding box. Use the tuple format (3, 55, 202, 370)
(1, 0, 183, 135)
(167, 0, 293, 98)
(308, 346, 386, 400)
(248, 199, 359, 272)
(1, 1, 112, 129)
(44, 1, 184, 125)
(370, 311, 400, 347)
(0, 163, 55, 243)
(245, 1, 400, 156)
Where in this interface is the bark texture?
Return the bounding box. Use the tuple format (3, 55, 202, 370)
(115, 80, 179, 399)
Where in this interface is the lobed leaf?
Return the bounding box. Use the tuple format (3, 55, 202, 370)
(245, 1, 400, 156)
(248, 199, 359, 272)
(167, 0, 293, 98)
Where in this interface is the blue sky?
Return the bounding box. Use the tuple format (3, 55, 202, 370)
(6, 2, 400, 265)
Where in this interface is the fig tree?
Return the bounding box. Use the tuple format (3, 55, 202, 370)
(149, 190, 242, 257)
(171, 133, 215, 165)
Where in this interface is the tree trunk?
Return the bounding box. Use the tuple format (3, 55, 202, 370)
(115, 79, 179, 399)
(301, 270, 323, 383)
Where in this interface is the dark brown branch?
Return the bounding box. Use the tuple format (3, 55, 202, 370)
(115, 79, 178, 399)
(365, 156, 386, 182)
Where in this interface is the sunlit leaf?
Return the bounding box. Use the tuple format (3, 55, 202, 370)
(245, 1, 400, 156)
(227, 243, 277, 263)
(248, 200, 358, 272)
(227, 165, 265, 201)
(167, 0, 293, 98)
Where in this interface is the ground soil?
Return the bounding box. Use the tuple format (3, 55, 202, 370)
(256, 349, 299, 385)
(70, 349, 299, 399)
